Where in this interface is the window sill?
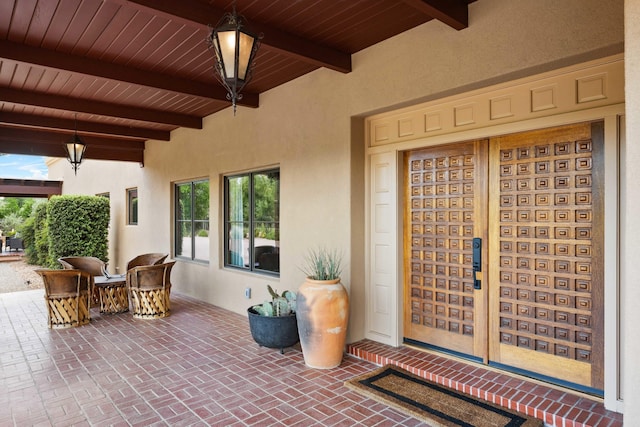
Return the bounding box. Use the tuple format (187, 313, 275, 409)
(175, 256, 209, 266)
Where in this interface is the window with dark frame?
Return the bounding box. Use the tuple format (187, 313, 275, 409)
(224, 168, 280, 275)
(175, 179, 210, 262)
(127, 188, 138, 225)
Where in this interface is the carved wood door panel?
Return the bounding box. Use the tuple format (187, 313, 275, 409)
(488, 122, 604, 390)
(404, 139, 489, 358)
(404, 121, 604, 391)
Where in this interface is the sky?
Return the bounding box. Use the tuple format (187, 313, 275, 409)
(0, 154, 48, 179)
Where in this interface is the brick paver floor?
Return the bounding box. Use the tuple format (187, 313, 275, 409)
(0, 290, 425, 426)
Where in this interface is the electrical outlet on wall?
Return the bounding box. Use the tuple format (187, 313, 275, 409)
(245, 287, 251, 299)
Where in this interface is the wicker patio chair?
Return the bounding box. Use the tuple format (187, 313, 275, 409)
(37, 269, 92, 329)
(126, 253, 168, 271)
(127, 261, 175, 319)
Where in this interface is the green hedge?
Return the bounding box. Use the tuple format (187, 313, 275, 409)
(46, 195, 110, 268)
(19, 201, 47, 266)
(33, 202, 50, 266)
(20, 215, 36, 264)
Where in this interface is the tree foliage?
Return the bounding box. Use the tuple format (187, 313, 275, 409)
(0, 213, 23, 235)
(0, 197, 43, 236)
(0, 197, 37, 220)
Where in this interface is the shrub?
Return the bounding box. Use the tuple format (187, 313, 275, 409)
(46, 195, 110, 268)
(33, 202, 49, 266)
(20, 215, 37, 264)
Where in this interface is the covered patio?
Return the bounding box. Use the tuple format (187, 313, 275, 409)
(2, 1, 640, 424)
(0, 287, 623, 426)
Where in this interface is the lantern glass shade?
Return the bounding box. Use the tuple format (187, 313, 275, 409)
(64, 135, 86, 175)
(217, 30, 237, 78)
(66, 141, 85, 163)
(214, 27, 257, 82)
(237, 31, 257, 80)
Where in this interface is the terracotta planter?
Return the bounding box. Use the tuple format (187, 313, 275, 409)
(296, 277, 349, 369)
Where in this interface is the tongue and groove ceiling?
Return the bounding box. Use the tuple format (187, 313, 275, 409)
(0, 0, 474, 163)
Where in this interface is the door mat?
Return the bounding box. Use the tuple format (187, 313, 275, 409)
(345, 365, 543, 427)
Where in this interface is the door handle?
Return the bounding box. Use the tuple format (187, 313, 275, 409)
(472, 237, 482, 290)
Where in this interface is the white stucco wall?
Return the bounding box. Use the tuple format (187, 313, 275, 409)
(49, 0, 624, 352)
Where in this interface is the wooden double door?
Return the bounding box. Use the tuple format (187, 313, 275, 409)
(404, 121, 604, 391)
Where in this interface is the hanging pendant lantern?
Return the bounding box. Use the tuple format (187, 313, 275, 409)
(207, 5, 261, 115)
(64, 115, 86, 175)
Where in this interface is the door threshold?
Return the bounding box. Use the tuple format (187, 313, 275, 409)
(346, 339, 621, 427)
(403, 338, 603, 398)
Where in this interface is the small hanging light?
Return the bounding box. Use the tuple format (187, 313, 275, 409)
(64, 114, 86, 175)
(207, 3, 261, 115)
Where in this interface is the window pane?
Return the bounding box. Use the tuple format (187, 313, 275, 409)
(194, 181, 209, 221)
(227, 222, 248, 268)
(194, 221, 209, 260)
(177, 183, 192, 221)
(128, 188, 138, 225)
(224, 169, 279, 275)
(177, 221, 192, 258)
(253, 171, 279, 222)
(254, 223, 279, 273)
(228, 176, 249, 222)
(174, 179, 209, 262)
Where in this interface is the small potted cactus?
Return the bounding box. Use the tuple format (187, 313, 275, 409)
(247, 285, 299, 353)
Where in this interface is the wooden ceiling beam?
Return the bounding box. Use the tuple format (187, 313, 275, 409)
(0, 39, 258, 108)
(402, 0, 469, 30)
(254, 24, 352, 72)
(0, 88, 202, 129)
(0, 127, 144, 152)
(122, 0, 352, 73)
(0, 179, 62, 198)
(0, 112, 170, 141)
(0, 140, 143, 163)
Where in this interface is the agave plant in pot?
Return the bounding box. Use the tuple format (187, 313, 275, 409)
(296, 248, 349, 369)
(247, 285, 299, 354)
